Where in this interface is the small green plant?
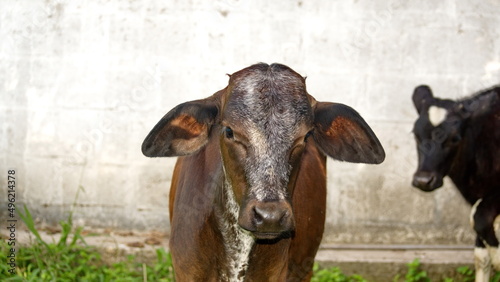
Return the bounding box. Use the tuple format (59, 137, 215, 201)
(454, 265, 500, 282)
(493, 271, 500, 282)
(398, 258, 430, 282)
(312, 263, 367, 282)
(143, 248, 175, 281)
(456, 265, 475, 282)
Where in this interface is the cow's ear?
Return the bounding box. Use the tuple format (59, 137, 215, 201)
(412, 85, 434, 114)
(142, 93, 220, 157)
(458, 91, 498, 119)
(312, 102, 385, 164)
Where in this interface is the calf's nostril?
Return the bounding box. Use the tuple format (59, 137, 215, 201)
(413, 173, 434, 186)
(279, 210, 289, 224)
(253, 207, 264, 225)
(253, 205, 283, 226)
(427, 175, 435, 185)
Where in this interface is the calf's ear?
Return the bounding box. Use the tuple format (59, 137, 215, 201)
(313, 102, 385, 164)
(412, 85, 434, 114)
(142, 93, 220, 157)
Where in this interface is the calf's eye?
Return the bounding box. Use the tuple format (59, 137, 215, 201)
(225, 127, 234, 139)
(304, 131, 313, 142)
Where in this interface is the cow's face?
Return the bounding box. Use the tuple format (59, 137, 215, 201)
(219, 64, 313, 239)
(142, 63, 385, 240)
(411, 85, 497, 191)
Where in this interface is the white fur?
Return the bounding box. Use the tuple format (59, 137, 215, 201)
(475, 247, 491, 282)
(428, 105, 448, 126)
(246, 123, 287, 202)
(470, 200, 500, 279)
(490, 246, 500, 271)
(492, 214, 500, 270)
(220, 167, 254, 281)
(232, 67, 300, 203)
(247, 124, 267, 159)
(470, 199, 483, 228)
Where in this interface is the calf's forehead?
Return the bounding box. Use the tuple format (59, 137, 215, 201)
(416, 102, 462, 126)
(223, 64, 313, 132)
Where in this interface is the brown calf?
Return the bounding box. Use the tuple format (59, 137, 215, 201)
(142, 63, 385, 281)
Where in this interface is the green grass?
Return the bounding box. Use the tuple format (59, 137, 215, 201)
(2, 204, 500, 281)
(0, 204, 174, 281)
(312, 263, 367, 282)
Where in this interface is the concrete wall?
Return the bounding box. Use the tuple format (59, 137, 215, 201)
(2, 0, 500, 245)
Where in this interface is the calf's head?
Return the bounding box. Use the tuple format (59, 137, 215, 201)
(411, 85, 497, 191)
(142, 63, 385, 240)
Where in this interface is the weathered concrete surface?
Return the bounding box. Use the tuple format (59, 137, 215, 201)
(1, 0, 500, 246)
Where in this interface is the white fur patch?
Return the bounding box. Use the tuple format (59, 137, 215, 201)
(490, 246, 500, 271)
(471, 202, 500, 274)
(470, 199, 483, 228)
(428, 106, 448, 126)
(247, 124, 267, 158)
(493, 215, 500, 270)
(246, 123, 287, 202)
(474, 247, 492, 282)
(220, 170, 254, 281)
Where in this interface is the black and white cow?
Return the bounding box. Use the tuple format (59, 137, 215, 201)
(411, 84, 500, 282)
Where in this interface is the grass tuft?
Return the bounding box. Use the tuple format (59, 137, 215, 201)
(1, 200, 175, 281)
(312, 263, 367, 282)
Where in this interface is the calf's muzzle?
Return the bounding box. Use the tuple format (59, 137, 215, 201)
(238, 199, 295, 240)
(412, 171, 443, 192)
